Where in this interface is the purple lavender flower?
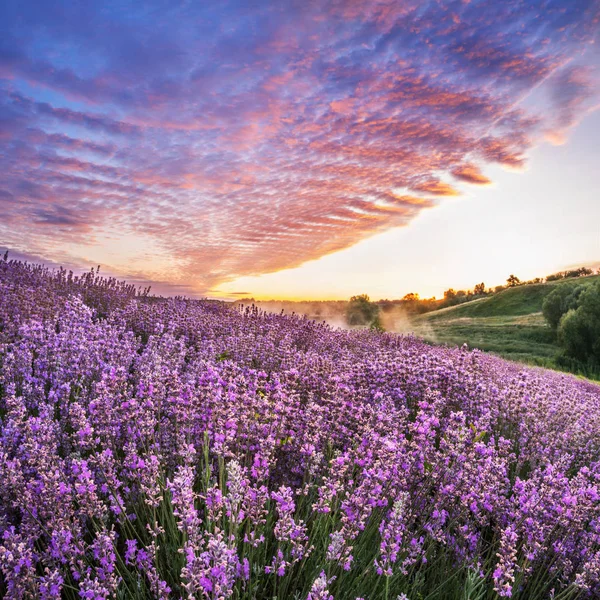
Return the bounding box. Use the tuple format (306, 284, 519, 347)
(1, 259, 600, 598)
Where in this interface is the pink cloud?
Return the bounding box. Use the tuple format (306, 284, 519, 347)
(1, 0, 598, 292)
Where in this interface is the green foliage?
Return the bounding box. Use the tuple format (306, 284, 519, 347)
(506, 274, 521, 287)
(473, 282, 486, 296)
(216, 350, 233, 361)
(369, 314, 385, 331)
(542, 284, 584, 330)
(428, 285, 548, 319)
(557, 281, 600, 367)
(346, 294, 382, 329)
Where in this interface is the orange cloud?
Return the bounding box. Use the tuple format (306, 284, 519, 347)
(411, 180, 460, 196)
(451, 164, 492, 185)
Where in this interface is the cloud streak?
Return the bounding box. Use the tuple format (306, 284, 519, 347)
(0, 0, 598, 292)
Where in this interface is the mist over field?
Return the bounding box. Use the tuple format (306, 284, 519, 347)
(238, 299, 432, 337)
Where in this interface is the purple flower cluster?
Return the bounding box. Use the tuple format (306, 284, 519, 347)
(1, 258, 600, 599)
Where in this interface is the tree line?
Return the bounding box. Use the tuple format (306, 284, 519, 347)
(377, 266, 598, 316)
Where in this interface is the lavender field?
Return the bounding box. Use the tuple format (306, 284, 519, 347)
(1, 258, 600, 600)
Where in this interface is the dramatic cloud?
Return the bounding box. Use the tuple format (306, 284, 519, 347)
(0, 0, 598, 292)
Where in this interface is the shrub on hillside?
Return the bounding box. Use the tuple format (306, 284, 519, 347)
(542, 283, 585, 330)
(557, 281, 600, 367)
(346, 294, 381, 328)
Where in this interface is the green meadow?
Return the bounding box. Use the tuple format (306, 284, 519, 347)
(410, 275, 600, 379)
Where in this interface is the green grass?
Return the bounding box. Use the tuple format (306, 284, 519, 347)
(411, 275, 600, 379)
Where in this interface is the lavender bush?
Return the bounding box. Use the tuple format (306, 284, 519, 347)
(1, 257, 600, 599)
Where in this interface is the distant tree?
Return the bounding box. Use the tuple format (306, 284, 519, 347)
(443, 289, 456, 301)
(565, 267, 593, 279)
(346, 294, 382, 328)
(402, 292, 420, 302)
(473, 282, 486, 296)
(456, 290, 466, 298)
(507, 274, 521, 287)
(547, 267, 593, 282)
(494, 285, 505, 293)
(542, 284, 585, 330)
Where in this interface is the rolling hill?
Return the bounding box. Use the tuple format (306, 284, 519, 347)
(410, 274, 600, 377)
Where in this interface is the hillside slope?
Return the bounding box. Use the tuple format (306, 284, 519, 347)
(411, 275, 600, 377)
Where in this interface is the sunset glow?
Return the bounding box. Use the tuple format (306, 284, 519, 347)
(1, 1, 599, 298)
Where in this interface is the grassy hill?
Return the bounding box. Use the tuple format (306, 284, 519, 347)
(411, 275, 600, 378)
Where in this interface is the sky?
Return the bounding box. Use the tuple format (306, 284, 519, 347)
(0, 0, 599, 300)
